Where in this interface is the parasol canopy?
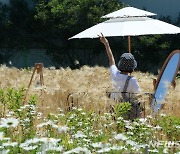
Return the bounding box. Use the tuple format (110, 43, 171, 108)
(69, 7, 180, 52)
(69, 17, 180, 39)
(101, 6, 156, 18)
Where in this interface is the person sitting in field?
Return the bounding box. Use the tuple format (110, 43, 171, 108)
(99, 33, 142, 119)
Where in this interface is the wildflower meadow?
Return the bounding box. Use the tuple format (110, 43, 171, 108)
(0, 66, 179, 153)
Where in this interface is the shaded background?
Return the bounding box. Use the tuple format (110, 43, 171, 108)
(0, 0, 179, 74)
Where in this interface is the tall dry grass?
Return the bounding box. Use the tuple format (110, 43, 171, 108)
(0, 65, 179, 117)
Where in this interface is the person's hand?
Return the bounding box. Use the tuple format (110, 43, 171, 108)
(98, 33, 115, 66)
(98, 33, 109, 45)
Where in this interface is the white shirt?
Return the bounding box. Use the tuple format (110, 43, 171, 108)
(110, 65, 140, 100)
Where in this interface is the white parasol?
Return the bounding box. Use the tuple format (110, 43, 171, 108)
(69, 7, 180, 52)
(69, 17, 180, 52)
(101, 6, 156, 18)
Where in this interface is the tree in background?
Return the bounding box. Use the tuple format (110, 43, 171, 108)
(35, 0, 180, 70)
(0, 2, 9, 47)
(9, 0, 40, 48)
(35, 0, 122, 39)
(0, 0, 179, 72)
(132, 15, 180, 73)
(34, 0, 123, 67)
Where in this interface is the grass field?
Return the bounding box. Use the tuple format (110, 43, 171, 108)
(0, 65, 179, 153)
(0, 65, 179, 117)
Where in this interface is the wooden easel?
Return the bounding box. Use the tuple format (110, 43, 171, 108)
(24, 63, 44, 103)
(27, 63, 44, 89)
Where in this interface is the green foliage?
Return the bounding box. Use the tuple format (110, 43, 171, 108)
(114, 102, 131, 118)
(6, 88, 25, 111)
(34, 0, 123, 67)
(0, 88, 25, 116)
(9, 0, 29, 25)
(0, 0, 38, 48)
(35, 0, 122, 38)
(0, 88, 38, 142)
(153, 115, 180, 141)
(132, 35, 175, 73)
(0, 2, 9, 26)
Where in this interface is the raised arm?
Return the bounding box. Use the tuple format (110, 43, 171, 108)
(98, 33, 115, 66)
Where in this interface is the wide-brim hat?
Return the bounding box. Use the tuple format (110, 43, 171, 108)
(118, 53, 137, 72)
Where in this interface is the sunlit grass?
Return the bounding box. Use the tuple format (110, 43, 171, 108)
(0, 65, 179, 117)
(0, 65, 179, 153)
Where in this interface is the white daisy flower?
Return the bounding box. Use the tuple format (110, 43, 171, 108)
(147, 115, 153, 119)
(154, 125, 162, 130)
(37, 120, 57, 128)
(22, 145, 38, 151)
(97, 147, 111, 153)
(63, 147, 91, 154)
(45, 146, 63, 152)
(58, 125, 69, 133)
(22, 118, 30, 123)
(30, 111, 36, 115)
(160, 113, 166, 117)
(0, 132, 4, 139)
(0, 117, 19, 128)
(0, 149, 10, 154)
(125, 125, 133, 130)
(114, 133, 128, 141)
(175, 125, 180, 129)
(77, 108, 83, 111)
(24, 138, 41, 144)
(126, 140, 138, 147)
(6, 113, 13, 117)
(110, 146, 125, 150)
(117, 117, 123, 121)
(74, 131, 87, 139)
(146, 124, 153, 128)
(39, 137, 61, 144)
(20, 138, 41, 150)
(0, 132, 10, 141)
(2, 142, 18, 147)
(127, 131, 134, 135)
(133, 121, 140, 126)
(72, 107, 77, 110)
(40, 138, 61, 152)
(92, 142, 110, 148)
(22, 105, 30, 109)
(58, 113, 65, 117)
(139, 118, 147, 123)
(163, 148, 168, 154)
(123, 120, 130, 124)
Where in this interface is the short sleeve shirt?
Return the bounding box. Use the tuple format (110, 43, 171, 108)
(110, 65, 140, 100)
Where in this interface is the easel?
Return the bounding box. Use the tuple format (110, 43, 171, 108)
(24, 63, 44, 103)
(27, 63, 44, 89)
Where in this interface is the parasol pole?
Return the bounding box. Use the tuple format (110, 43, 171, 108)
(128, 35, 131, 53)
